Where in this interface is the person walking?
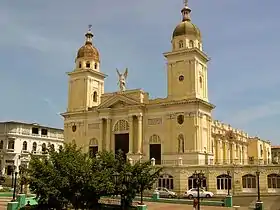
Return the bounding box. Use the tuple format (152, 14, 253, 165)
(193, 198, 198, 210)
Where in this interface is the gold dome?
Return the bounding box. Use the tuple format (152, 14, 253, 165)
(173, 20, 201, 40)
(77, 42, 100, 62)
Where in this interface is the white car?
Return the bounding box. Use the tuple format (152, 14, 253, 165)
(184, 188, 214, 199)
(154, 187, 177, 198)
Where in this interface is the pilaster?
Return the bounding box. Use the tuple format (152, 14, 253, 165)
(128, 115, 134, 154)
(106, 118, 111, 151)
(137, 114, 143, 154)
(99, 118, 104, 150)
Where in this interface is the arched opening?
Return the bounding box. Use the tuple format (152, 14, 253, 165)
(32, 142, 37, 152)
(149, 134, 161, 165)
(189, 40, 194, 48)
(114, 119, 129, 159)
(267, 174, 280, 192)
(242, 174, 256, 192)
(89, 138, 98, 158)
(79, 62, 82, 68)
(86, 61, 90, 68)
(179, 40, 184, 48)
(0, 140, 3, 150)
(42, 143, 47, 154)
(22, 141, 28, 151)
(94, 63, 98, 69)
(188, 175, 207, 190)
(216, 174, 232, 194)
(50, 144, 55, 151)
(178, 134, 184, 153)
(93, 91, 97, 102)
(158, 174, 174, 190)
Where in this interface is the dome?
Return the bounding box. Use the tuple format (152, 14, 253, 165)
(76, 42, 100, 62)
(172, 20, 201, 40)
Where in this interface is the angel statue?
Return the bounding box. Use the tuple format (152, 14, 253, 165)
(116, 68, 128, 92)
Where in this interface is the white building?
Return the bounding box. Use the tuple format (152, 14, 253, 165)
(0, 121, 64, 176)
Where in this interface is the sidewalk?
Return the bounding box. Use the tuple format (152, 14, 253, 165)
(145, 202, 248, 210)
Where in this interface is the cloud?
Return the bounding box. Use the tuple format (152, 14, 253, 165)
(227, 101, 280, 125)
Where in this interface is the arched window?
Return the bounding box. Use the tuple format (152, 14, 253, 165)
(188, 175, 207, 190)
(267, 174, 280, 189)
(0, 140, 3, 150)
(50, 144, 55, 151)
(179, 40, 184, 48)
(189, 40, 194, 48)
(199, 76, 203, 88)
(216, 174, 232, 190)
(86, 61, 90, 68)
(22, 141, 27, 151)
(178, 134, 184, 153)
(8, 139, 15, 150)
(32, 142, 37, 152)
(93, 91, 97, 102)
(242, 174, 256, 189)
(158, 174, 174, 190)
(89, 138, 98, 158)
(78, 62, 82, 68)
(113, 120, 129, 132)
(59, 145, 63, 151)
(94, 63, 98, 69)
(42, 143, 47, 153)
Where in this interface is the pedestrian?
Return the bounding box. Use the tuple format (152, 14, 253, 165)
(193, 198, 198, 210)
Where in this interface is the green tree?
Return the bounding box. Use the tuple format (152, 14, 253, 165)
(27, 143, 115, 209)
(113, 151, 162, 208)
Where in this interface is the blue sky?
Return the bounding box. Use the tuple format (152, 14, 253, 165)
(0, 0, 279, 144)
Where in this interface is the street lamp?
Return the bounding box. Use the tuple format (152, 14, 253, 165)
(19, 165, 25, 194)
(11, 170, 18, 202)
(227, 170, 231, 196)
(193, 170, 204, 210)
(139, 171, 145, 205)
(11, 165, 16, 188)
(256, 170, 261, 202)
(113, 172, 133, 210)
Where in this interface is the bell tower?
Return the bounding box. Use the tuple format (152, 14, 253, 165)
(164, 0, 209, 102)
(67, 25, 106, 112)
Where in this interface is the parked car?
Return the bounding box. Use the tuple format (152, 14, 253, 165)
(154, 187, 177, 198)
(184, 188, 214, 199)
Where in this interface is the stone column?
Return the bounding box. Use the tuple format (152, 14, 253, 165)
(106, 118, 111, 151)
(239, 145, 243, 164)
(128, 115, 134, 154)
(99, 118, 104, 150)
(137, 114, 143, 154)
(223, 141, 228, 164)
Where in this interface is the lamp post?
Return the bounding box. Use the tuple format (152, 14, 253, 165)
(227, 170, 230, 196)
(113, 172, 133, 210)
(11, 170, 18, 201)
(256, 170, 261, 202)
(255, 169, 263, 210)
(193, 170, 204, 210)
(19, 165, 24, 194)
(139, 171, 145, 205)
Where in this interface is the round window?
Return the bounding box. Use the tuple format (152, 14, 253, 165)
(177, 115, 184, 125)
(72, 125, 77, 132)
(179, 75, 184, 81)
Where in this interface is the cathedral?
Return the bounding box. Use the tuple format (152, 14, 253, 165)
(62, 2, 280, 196)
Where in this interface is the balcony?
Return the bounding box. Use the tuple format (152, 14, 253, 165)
(6, 149, 15, 153)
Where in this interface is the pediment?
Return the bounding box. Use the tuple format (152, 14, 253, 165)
(97, 95, 141, 109)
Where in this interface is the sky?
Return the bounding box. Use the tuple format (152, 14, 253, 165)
(0, 0, 280, 144)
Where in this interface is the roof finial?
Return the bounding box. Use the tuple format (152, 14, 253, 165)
(85, 24, 94, 44)
(181, 0, 191, 22)
(88, 24, 92, 32)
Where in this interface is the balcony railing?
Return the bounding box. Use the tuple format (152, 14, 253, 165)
(6, 130, 64, 140)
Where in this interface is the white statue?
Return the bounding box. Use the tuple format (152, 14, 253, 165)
(116, 68, 128, 91)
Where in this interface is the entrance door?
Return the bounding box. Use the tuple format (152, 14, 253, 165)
(115, 133, 129, 160)
(150, 144, 161, 165)
(89, 146, 98, 158)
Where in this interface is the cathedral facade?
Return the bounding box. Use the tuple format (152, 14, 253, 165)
(62, 2, 279, 196)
